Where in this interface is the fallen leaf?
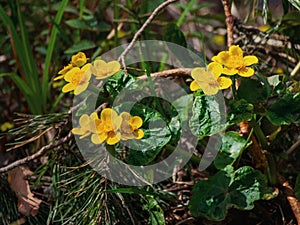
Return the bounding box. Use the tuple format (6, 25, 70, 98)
(8, 167, 42, 216)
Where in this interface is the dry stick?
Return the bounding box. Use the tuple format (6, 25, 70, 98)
(0, 132, 72, 173)
(221, 0, 234, 47)
(277, 174, 300, 225)
(138, 68, 191, 80)
(118, 0, 178, 71)
(287, 139, 300, 155)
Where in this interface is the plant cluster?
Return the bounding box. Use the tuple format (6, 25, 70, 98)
(0, 0, 299, 224)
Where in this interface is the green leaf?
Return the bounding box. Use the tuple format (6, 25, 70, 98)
(189, 166, 276, 221)
(189, 94, 226, 139)
(266, 93, 300, 126)
(141, 0, 164, 14)
(42, 0, 69, 112)
(143, 195, 166, 225)
(214, 132, 251, 169)
(64, 39, 96, 54)
(163, 23, 187, 48)
(65, 18, 89, 29)
(96, 71, 137, 105)
(237, 78, 268, 103)
(120, 103, 173, 166)
(287, 0, 300, 11)
(227, 99, 254, 124)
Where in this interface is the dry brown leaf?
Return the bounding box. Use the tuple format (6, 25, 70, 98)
(7, 167, 42, 216)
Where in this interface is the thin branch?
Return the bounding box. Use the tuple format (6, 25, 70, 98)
(277, 174, 300, 224)
(221, 0, 234, 47)
(287, 139, 300, 155)
(0, 132, 72, 173)
(118, 0, 178, 71)
(138, 68, 191, 80)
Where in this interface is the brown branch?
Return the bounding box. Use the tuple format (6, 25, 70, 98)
(277, 174, 300, 224)
(138, 68, 191, 80)
(118, 0, 178, 71)
(0, 133, 72, 173)
(221, 0, 234, 47)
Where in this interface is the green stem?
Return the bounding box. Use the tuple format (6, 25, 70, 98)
(250, 117, 267, 150)
(231, 76, 237, 99)
(250, 116, 276, 186)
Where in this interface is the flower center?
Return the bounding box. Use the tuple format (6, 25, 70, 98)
(121, 122, 134, 134)
(229, 55, 243, 69)
(71, 71, 84, 85)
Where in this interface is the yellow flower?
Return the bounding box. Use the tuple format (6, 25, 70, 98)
(62, 63, 91, 95)
(212, 45, 258, 77)
(91, 108, 122, 145)
(71, 52, 88, 67)
(212, 34, 225, 46)
(91, 59, 121, 80)
(190, 62, 232, 95)
(258, 24, 270, 32)
(0, 122, 13, 132)
(71, 112, 99, 139)
(119, 112, 144, 140)
(54, 63, 73, 80)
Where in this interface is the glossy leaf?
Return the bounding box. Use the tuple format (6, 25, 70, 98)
(189, 166, 276, 221)
(237, 78, 268, 103)
(266, 93, 300, 126)
(214, 132, 251, 169)
(189, 94, 226, 139)
(227, 99, 254, 124)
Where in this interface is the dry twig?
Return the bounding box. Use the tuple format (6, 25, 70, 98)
(118, 0, 178, 71)
(221, 0, 234, 47)
(138, 68, 191, 80)
(277, 174, 300, 225)
(0, 132, 72, 173)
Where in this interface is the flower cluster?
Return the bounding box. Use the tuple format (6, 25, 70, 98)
(55, 52, 121, 95)
(190, 45, 258, 95)
(72, 108, 144, 145)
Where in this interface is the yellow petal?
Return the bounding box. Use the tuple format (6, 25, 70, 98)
(120, 112, 131, 121)
(71, 52, 87, 67)
(134, 129, 144, 139)
(90, 112, 99, 120)
(91, 133, 106, 144)
(79, 114, 91, 127)
(238, 67, 255, 77)
(107, 133, 121, 145)
(64, 67, 80, 82)
(208, 62, 222, 78)
(113, 116, 122, 130)
(101, 108, 119, 122)
(91, 60, 106, 77)
(222, 67, 238, 75)
(229, 45, 243, 57)
(54, 74, 64, 81)
(58, 64, 73, 75)
(201, 83, 219, 95)
(218, 77, 232, 89)
(120, 133, 133, 140)
(130, 116, 143, 129)
(243, 56, 258, 66)
(191, 67, 205, 79)
(106, 61, 121, 74)
(74, 82, 89, 95)
(72, 127, 86, 135)
(62, 83, 75, 93)
(212, 51, 229, 65)
(190, 80, 201, 91)
(81, 63, 91, 71)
